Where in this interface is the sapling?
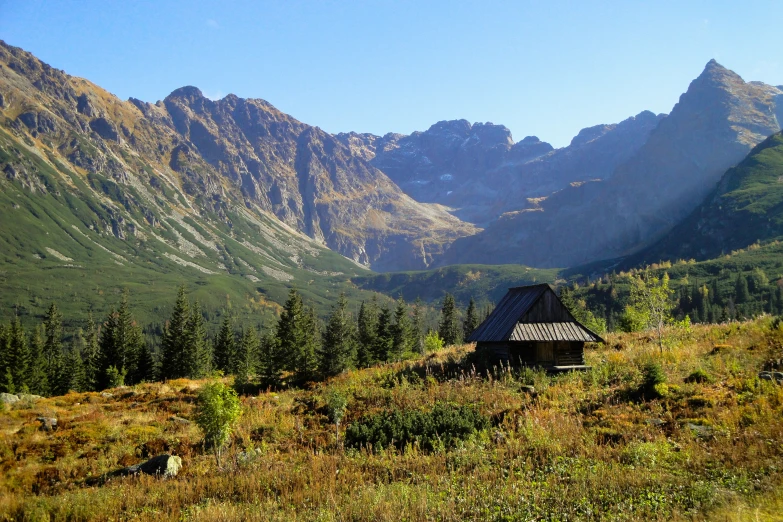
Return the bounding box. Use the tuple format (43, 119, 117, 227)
(195, 382, 242, 467)
(325, 389, 348, 446)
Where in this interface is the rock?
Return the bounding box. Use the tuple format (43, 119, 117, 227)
(686, 423, 714, 439)
(119, 454, 182, 478)
(100, 392, 114, 398)
(520, 385, 537, 396)
(0, 92, 5, 109)
(37, 417, 57, 432)
(76, 93, 95, 116)
(773, 372, 783, 383)
(169, 416, 191, 425)
(89, 117, 119, 142)
(646, 418, 666, 427)
(17, 393, 43, 402)
(0, 393, 19, 404)
(759, 372, 776, 381)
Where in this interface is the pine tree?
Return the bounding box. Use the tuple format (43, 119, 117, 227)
(438, 294, 461, 346)
(463, 298, 479, 341)
(356, 298, 379, 367)
(259, 330, 287, 389)
(390, 296, 410, 361)
(213, 314, 235, 374)
(295, 307, 320, 384)
(319, 293, 356, 378)
(97, 290, 142, 389)
(735, 273, 750, 304)
(411, 297, 425, 355)
(159, 286, 191, 380)
(42, 302, 64, 388)
(235, 327, 260, 386)
(82, 313, 100, 391)
(275, 289, 306, 373)
(1, 317, 29, 393)
(26, 326, 48, 396)
(132, 343, 156, 384)
(374, 305, 393, 362)
(185, 300, 210, 378)
(56, 333, 85, 394)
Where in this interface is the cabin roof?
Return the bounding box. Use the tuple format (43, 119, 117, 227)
(467, 283, 604, 343)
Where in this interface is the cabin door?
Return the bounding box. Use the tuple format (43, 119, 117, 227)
(536, 342, 554, 365)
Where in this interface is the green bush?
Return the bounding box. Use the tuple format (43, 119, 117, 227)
(641, 361, 667, 398)
(345, 403, 489, 452)
(685, 368, 713, 384)
(195, 382, 242, 466)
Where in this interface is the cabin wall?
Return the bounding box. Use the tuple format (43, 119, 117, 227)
(478, 340, 584, 367)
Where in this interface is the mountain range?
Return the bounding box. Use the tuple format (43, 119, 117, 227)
(2, 39, 783, 321)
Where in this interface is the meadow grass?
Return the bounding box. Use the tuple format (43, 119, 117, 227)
(1, 318, 782, 520)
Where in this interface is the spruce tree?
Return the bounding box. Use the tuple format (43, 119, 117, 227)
(411, 298, 425, 355)
(132, 343, 156, 384)
(463, 298, 479, 341)
(2, 317, 29, 394)
(735, 273, 750, 304)
(97, 290, 142, 389)
(276, 288, 306, 372)
(185, 300, 210, 378)
(295, 307, 320, 384)
(42, 303, 64, 388)
(319, 293, 356, 378)
(213, 314, 235, 374)
(82, 313, 100, 391)
(374, 305, 393, 362)
(26, 326, 48, 396)
(438, 294, 461, 346)
(356, 299, 379, 367)
(235, 327, 260, 386)
(390, 296, 411, 361)
(258, 330, 285, 389)
(159, 286, 190, 380)
(56, 333, 86, 394)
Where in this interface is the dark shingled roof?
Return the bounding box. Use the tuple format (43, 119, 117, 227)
(467, 283, 604, 343)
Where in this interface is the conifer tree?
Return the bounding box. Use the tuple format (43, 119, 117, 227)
(735, 273, 750, 304)
(258, 330, 286, 389)
(411, 297, 425, 355)
(294, 307, 320, 383)
(82, 313, 101, 391)
(159, 286, 190, 380)
(438, 294, 461, 346)
(463, 298, 479, 341)
(356, 298, 379, 367)
(275, 288, 306, 372)
(185, 300, 210, 378)
(42, 303, 64, 388)
(132, 343, 156, 384)
(1, 317, 29, 394)
(97, 290, 142, 389)
(390, 296, 411, 361)
(319, 293, 356, 378)
(235, 327, 260, 386)
(374, 305, 393, 362)
(26, 326, 49, 396)
(213, 314, 235, 374)
(56, 332, 86, 394)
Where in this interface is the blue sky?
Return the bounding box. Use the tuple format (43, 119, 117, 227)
(1, 1, 780, 147)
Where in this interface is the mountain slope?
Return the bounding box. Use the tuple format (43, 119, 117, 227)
(633, 131, 783, 264)
(438, 60, 783, 268)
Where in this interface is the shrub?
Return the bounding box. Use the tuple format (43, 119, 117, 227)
(194, 382, 242, 466)
(325, 389, 348, 445)
(423, 331, 444, 353)
(345, 403, 489, 452)
(105, 366, 126, 389)
(642, 361, 667, 398)
(685, 368, 713, 384)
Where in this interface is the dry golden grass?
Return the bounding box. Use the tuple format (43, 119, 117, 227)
(1, 318, 783, 520)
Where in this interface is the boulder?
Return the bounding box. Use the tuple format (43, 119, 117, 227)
(120, 454, 182, 478)
(686, 423, 714, 439)
(17, 393, 43, 402)
(169, 416, 191, 425)
(37, 417, 57, 432)
(0, 393, 19, 404)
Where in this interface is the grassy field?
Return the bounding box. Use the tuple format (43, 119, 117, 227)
(1, 318, 782, 521)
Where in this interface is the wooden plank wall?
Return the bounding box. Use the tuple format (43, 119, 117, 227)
(555, 342, 585, 365)
(521, 290, 575, 323)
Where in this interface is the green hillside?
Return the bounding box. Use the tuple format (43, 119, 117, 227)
(635, 131, 783, 265)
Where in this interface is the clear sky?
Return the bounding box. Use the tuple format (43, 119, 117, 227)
(1, 1, 780, 147)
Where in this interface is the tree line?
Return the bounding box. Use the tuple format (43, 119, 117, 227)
(0, 287, 483, 396)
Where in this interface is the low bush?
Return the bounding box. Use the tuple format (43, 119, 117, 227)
(345, 403, 489, 452)
(685, 368, 714, 384)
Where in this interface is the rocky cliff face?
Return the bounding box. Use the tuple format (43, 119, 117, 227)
(338, 111, 662, 225)
(0, 40, 475, 272)
(438, 60, 783, 268)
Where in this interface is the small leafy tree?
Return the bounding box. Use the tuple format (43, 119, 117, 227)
(195, 382, 242, 467)
(621, 273, 674, 352)
(423, 331, 444, 353)
(325, 389, 348, 446)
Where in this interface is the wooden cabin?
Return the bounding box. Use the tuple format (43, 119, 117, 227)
(467, 284, 604, 370)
